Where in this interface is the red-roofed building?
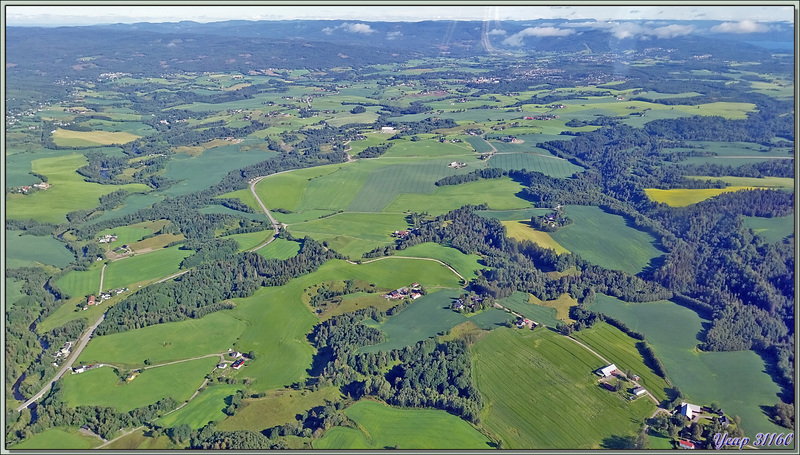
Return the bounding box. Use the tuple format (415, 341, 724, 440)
(88, 295, 96, 305)
(679, 440, 696, 450)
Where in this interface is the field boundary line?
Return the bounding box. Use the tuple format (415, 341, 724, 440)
(345, 255, 466, 283)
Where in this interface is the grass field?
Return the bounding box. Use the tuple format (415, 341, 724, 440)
(61, 357, 217, 412)
(6, 277, 26, 307)
(255, 162, 361, 212)
(529, 293, 577, 322)
(476, 207, 550, 221)
(56, 266, 103, 299)
(160, 146, 275, 197)
(222, 231, 272, 252)
(103, 428, 175, 450)
(465, 136, 493, 153)
(550, 205, 663, 275)
(394, 242, 485, 278)
(313, 400, 492, 450)
(103, 246, 192, 290)
(10, 427, 103, 450)
(91, 193, 164, 224)
(6, 154, 151, 224)
(381, 138, 474, 158)
(496, 292, 561, 327)
(572, 322, 671, 402)
(359, 290, 508, 354)
(384, 177, 529, 215)
(502, 220, 569, 254)
(97, 224, 153, 247)
(686, 175, 794, 190)
(129, 233, 185, 252)
(217, 387, 343, 432)
(489, 152, 583, 178)
(255, 238, 302, 260)
(6, 230, 75, 268)
(52, 128, 140, 146)
(288, 212, 409, 258)
(473, 328, 655, 449)
(216, 188, 262, 212)
(644, 186, 763, 207)
(155, 384, 240, 429)
(742, 215, 794, 243)
(588, 295, 785, 435)
(78, 311, 245, 366)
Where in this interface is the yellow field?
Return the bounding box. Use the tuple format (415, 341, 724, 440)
(128, 233, 185, 252)
(501, 220, 569, 254)
(52, 128, 139, 146)
(174, 138, 240, 156)
(529, 293, 577, 323)
(686, 176, 794, 189)
(644, 186, 759, 207)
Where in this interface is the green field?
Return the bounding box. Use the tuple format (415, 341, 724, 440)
(6, 230, 75, 268)
(384, 177, 529, 215)
(288, 212, 409, 258)
(56, 266, 102, 298)
(97, 224, 153, 247)
(160, 146, 275, 196)
(313, 400, 492, 449)
(550, 205, 663, 275)
(529, 293, 578, 322)
(91, 193, 164, 224)
(216, 188, 262, 212)
(572, 322, 671, 402)
(103, 428, 175, 450)
(155, 384, 239, 429)
(644, 186, 762, 207)
(360, 290, 508, 353)
(5, 153, 151, 224)
(61, 357, 217, 412)
(255, 162, 362, 212)
(381, 138, 474, 158)
(742, 215, 794, 243)
(103, 246, 192, 289)
(472, 328, 655, 449)
(476, 207, 551, 221)
(496, 292, 562, 327)
(502, 220, 569, 254)
(10, 427, 103, 450)
(686, 175, 794, 190)
(52, 128, 140, 146)
(588, 295, 785, 434)
(78, 311, 245, 366)
(6, 277, 26, 307)
(255, 238, 303, 260)
(465, 136, 493, 153)
(217, 387, 343, 432)
(489, 152, 583, 178)
(394, 242, 484, 278)
(222, 230, 272, 252)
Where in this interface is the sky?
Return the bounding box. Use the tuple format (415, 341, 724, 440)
(5, 4, 796, 27)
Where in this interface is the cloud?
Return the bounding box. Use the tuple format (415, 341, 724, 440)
(502, 26, 574, 46)
(488, 28, 506, 35)
(563, 20, 694, 39)
(322, 22, 375, 35)
(386, 30, 402, 40)
(649, 24, 695, 38)
(711, 20, 771, 33)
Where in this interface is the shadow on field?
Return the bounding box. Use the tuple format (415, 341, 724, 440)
(601, 434, 636, 449)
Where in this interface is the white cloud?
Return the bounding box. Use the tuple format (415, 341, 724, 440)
(387, 30, 402, 40)
(563, 20, 693, 39)
(711, 20, 771, 33)
(649, 24, 695, 38)
(322, 22, 375, 35)
(488, 28, 506, 35)
(502, 26, 574, 46)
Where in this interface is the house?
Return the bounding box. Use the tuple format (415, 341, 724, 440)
(33, 182, 51, 190)
(217, 363, 228, 369)
(680, 403, 702, 420)
(719, 416, 730, 427)
(678, 440, 696, 449)
(632, 374, 640, 381)
(516, 318, 534, 329)
(452, 300, 465, 310)
(381, 126, 395, 133)
(632, 387, 647, 396)
(59, 342, 73, 357)
(73, 365, 87, 374)
(232, 359, 245, 369)
(596, 364, 618, 377)
(88, 295, 96, 306)
(230, 351, 242, 358)
(411, 292, 421, 299)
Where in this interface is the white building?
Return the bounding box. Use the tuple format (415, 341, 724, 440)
(680, 403, 702, 420)
(597, 364, 618, 377)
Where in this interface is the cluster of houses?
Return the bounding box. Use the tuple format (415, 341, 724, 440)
(448, 161, 467, 169)
(84, 288, 128, 309)
(451, 295, 485, 312)
(515, 317, 536, 329)
(218, 350, 247, 370)
(523, 114, 559, 121)
(546, 104, 567, 109)
(53, 342, 73, 365)
(98, 234, 118, 243)
(391, 230, 411, 239)
(11, 182, 51, 194)
(383, 283, 422, 300)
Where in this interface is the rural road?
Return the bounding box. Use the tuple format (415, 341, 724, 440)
(98, 264, 107, 294)
(246, 171, 293, 252)
(16, 311, 107, 412)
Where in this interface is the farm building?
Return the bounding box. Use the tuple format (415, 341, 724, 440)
(632, 387, 647, 396)
(381, 126, 395, 133)
(230, 351, 242, 358)
(217, 363, 227, 369)
(87, 295, 96, 306)
(678, 440, 696, 449)
(680, 403, 702, 420)
(718, 416, 729, 427)
(596, 364, 618, 377)
(232, 359, 245, 370)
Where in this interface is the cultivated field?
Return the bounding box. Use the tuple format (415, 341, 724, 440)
(288, 212, 409, 258)
(383, 177, 529, 215)
(255, 238, 302, 260)
(394, 242, 484, 278)
(472, 328, 655, 449)
(6, 230, 75, 269)
(588, 295, 785, 434)
(496, 292, 561, 328)
(550, 205, 662, 275)
(155, 384, 240, 429)
(10, 427, 103, 450)
(160, 146, 275, 197)
(103, 246, 192, 290)
(686, 175, 794, 189)
(529, 293, 577, 322)
(217, 387, 343, 432)
(61, 357, 218, 412)
(52, 128, 140, 146)
(502, 220, 569, 254)
(103, 428, 175, 450)
(55, 266, 103, 299)
(644, 186, 761, 207)
(742, 214, 794, 243)
(313, 400, 492, 449)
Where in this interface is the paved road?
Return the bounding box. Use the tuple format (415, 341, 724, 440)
(246, 172, 291, 252)
(16, 311, 107, 412)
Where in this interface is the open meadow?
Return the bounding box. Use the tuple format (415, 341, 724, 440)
(742, 215, 794, 243)
(216, 387, 343, 432)
(394, 242, 485, 279)
(588, 295, 785, 434)
(502, 220, 569, 254)
(472, 328, 655, 449)
(645, 186, 762, 207)
(103, 428, 175, 450)
(103, 246, 192, 290)
(255, 238, 302, 260)
(550, 205, 663, 275)
(155, 384, 240, 430)
(313, 400, 493, 450)
(6, 230, 75, 269)
(55, 265, 103, 299)
(10, 427, 103, 450)
(496, 292, 561, 328)
(52, 128, 140, 147)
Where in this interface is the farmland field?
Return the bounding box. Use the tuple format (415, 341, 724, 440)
(155, 384, 239, 429)
(496, 292, 561, 328)
(529, 293, 577, 322)
(103, 428, 175, 450)
(549, 205, 663, 275)
(473, 328, 655, 449)
(160, 146, 275, 196)
(686, 175, 794, 189)
(5, 154, 151, 224)
(52, 128, 140, 146)
(489, 152, 583, 178)
(10, 427, 103, 450)
(742, 215, 794, 243)
(255, 238, 302, 260)
(6, 230, 75, 268)
(502, 220, 569, 254)
(644, 186, 762, 206)
(394, 242, 484, 278)
(572, 322, 671, 402)
(55, 266, 103, 299)
(384, 177, 529, 215)
(288, 212, 409, 258)
(78, 311, 245, 366)
(61, 357, 217, 412)
(217, 387, 343, 432)
(588, 295, 785, 434)
(222, 230, 272, 252)
(91, 193, 165, 224)
(313, 400, 492, 450)
(103, 246, 192, 290)
(476, 207, 550, 221)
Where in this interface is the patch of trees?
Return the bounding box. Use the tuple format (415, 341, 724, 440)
(76, 151, 129, 182)
(179, 238, 240, 269)
(5, 219, 58, 236)
(189, 426, 286, 450)
(357, 142, 392, 158)
(95, 238, 341, 335)
(263, 402, 351, 440)
(767, 402, 795, 429)
(435, 168, 506, 186)
(385, 117, 458, 136)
